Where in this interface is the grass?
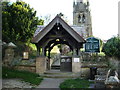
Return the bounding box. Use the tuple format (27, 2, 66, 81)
(59, 78, 93, 88)
(2, 67, 43, 85)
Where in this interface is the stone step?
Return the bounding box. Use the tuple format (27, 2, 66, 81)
(41, 74, 80, 78)
(51, 65, 60, 70)
(42, 70, 81, 78)
(44, 70, 72, 75)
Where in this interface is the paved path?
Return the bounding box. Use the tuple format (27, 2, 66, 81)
(36, 78, 66, 88)
(2, 78, 65, 88)
(2, 79, 33, 88)
(2, 78, 66, 88)
(3, 78, 104, 89)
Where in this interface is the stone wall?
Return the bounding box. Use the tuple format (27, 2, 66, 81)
(81, 52, 107, 62)
(14, 65, 36, 73)
(13, 57, 47, 74)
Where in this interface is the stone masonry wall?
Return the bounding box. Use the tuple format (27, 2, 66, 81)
(14, 65, 36, 73)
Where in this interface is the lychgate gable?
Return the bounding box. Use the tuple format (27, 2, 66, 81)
(31, 15, 85, 58)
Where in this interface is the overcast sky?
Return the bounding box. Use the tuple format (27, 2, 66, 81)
(9, 0, 120, 40)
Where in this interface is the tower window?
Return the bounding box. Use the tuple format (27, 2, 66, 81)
(78, 14, 85, 23)
(82, 14, 85, 23)
(78, 15, 82, 23)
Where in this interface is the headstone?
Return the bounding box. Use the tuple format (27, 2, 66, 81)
(105, 69, 120, 84)
(105, 76, 119, 84)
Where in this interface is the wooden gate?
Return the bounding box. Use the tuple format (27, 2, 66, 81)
(60, 56, 72, 72)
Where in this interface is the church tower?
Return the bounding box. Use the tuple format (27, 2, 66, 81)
(73, 0, 92, 38)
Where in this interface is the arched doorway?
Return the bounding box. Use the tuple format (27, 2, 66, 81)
(44, 38, 73, 70)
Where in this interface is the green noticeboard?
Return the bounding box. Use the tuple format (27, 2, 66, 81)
(85, 37, 100, 52)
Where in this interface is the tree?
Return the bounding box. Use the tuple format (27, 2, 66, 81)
(2, 1, 44, 44)
(102, 36, 120, 59)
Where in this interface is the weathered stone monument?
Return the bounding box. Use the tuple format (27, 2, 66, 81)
(3, 42, 16, 67)
(105, 69, 120, 88)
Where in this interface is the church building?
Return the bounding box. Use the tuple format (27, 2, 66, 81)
(72, 0, 92, 39)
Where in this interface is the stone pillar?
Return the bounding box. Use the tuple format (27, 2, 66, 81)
(3, 48, 14, 67)
(36, 57, 46, 74)
(72, 56, 81, 73)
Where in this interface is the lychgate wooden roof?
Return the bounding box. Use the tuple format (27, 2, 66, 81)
(31, 15, 85, 44)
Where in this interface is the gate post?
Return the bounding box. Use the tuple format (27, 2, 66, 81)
(72, 56, 81, 73)
(36, 56, 46, 74)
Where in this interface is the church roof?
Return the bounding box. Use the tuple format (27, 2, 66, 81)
(31, 15, 85, 43)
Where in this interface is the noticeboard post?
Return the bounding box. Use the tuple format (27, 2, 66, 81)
(85, 37, 100, 53)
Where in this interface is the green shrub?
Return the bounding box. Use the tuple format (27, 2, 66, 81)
(102, 37, 120, 59)
(59, 78, 93, 88)
(29, 50, 37, 59)
(2, 67, 43, 85)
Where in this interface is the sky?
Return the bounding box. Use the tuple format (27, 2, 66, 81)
(9, 0, 120, 40)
